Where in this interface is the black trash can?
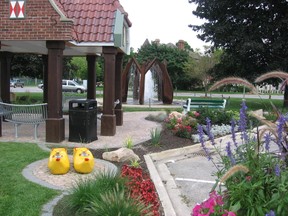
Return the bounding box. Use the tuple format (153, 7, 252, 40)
(68, 99, 98, 143)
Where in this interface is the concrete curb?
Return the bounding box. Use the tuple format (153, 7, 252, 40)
(145, 144, 204, 216)
(144, 155, 176, 216)
(22, 159, 65, 191)
(41, 192, 69, 216)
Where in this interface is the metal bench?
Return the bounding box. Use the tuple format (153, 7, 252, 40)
(183, 98, 227, 114)
(0, 101, 47, 139)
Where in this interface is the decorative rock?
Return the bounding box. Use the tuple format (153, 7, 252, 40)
(251, 109, 265, 119)
(102, 147, 140, 162)
(169, 111, 183, 118)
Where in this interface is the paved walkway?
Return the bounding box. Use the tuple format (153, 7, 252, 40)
(0, 111, 163, 149)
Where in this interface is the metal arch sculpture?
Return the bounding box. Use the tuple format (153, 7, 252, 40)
(122, 57, 173, 105)
(121, 57, 141, 103)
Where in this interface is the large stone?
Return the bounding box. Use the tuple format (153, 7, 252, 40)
(169, 111, 183, 118)
(251, 109, 265, 119)
(102, 147, 140, 162)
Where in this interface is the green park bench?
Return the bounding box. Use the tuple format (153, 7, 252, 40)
(183, 98, 227, 114)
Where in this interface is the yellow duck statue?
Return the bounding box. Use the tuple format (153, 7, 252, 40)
(73, 147, 95, 174)
(48, 148, 70, 175)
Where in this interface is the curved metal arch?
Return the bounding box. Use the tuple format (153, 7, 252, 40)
(122, 57, 173, 105)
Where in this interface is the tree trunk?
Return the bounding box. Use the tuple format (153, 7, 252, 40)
(204, 81, 208, 97)
(283, 85, 288, 107)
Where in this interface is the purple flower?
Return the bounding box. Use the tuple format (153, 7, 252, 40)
(238, 100, 249, 142)
(226, 141, 235, 165)
(197, 124, 212, 160)
(264, 133, 272, 152)
(265, 210, 276, 216)
(230, 118, 238, 148)
(274, 164, 281, 177)
(277, 115, 285, 151)
(206, 117, 215, 146)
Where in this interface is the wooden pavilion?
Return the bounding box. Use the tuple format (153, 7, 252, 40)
(0, 0, 131, 142)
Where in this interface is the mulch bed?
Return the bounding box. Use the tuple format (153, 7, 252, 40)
(90, 126, 195, 171)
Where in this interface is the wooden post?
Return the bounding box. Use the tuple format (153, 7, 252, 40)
(0, 52, 13, 103)
(86, 55, 97, 100)
(115, 53, 124, 126)
(45, 41, 65, 143)
(42, 55, 48, 103)
(101, 47, 117, 136)
(0, 51, 13, 137)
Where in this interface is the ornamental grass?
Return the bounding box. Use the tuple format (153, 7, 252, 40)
(193, 101, 288, 216)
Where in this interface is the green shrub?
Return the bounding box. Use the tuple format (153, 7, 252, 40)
(196, 108, 239, 125)
(88, 184, 151, 216)
(124, 136, 134, 149)
(129, 159, 141, 168)
(150, 128, 161, 146)
(14, 93, 43, 104)
(67, 170, 126, 214)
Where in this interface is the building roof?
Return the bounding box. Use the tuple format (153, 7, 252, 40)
(0, 0, 131, 55)
(54, 0, 132, 43)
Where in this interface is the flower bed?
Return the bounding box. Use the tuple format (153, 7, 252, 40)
(164, 111, 199, 138)
(164, 109, 240, 141)
(192, 101, 288, 215)
(121, 164, 160, 216)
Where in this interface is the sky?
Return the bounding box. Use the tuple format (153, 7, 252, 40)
(120, 0, 209, 52)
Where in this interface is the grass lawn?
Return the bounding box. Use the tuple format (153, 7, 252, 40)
(123, 97, 286, 113)
(0, 142, 59, 216)
(12, 91, 287, 112)
(225, 97, 284, 111)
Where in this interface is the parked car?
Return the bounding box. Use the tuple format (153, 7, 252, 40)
(38, 80, 87, 93)
(10, 79, 24, 88)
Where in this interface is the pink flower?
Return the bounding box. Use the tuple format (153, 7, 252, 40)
(223, 210, 237, 216)
(194, 111, 200, 117)
(192, 204, 210, 216)
(192, 204, 201, 215)
(192, 191, 236, 216)
(209, 190, 224, 206)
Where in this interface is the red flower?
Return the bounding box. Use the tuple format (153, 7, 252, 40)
(121, 165, 160, 216)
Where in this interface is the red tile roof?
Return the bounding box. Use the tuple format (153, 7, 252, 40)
(53, 0, 131, 43)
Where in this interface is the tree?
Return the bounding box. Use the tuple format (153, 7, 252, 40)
(70, 57, 103, 81)
(11, 54, 42, 78)
(184, 47, 222, 96)
(136, 41, 190, 89)
(188, 0, 288, 80)
(70, 57, 87, 79)
(63, 57, 76, 79)
(11, 54, 75, 80)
